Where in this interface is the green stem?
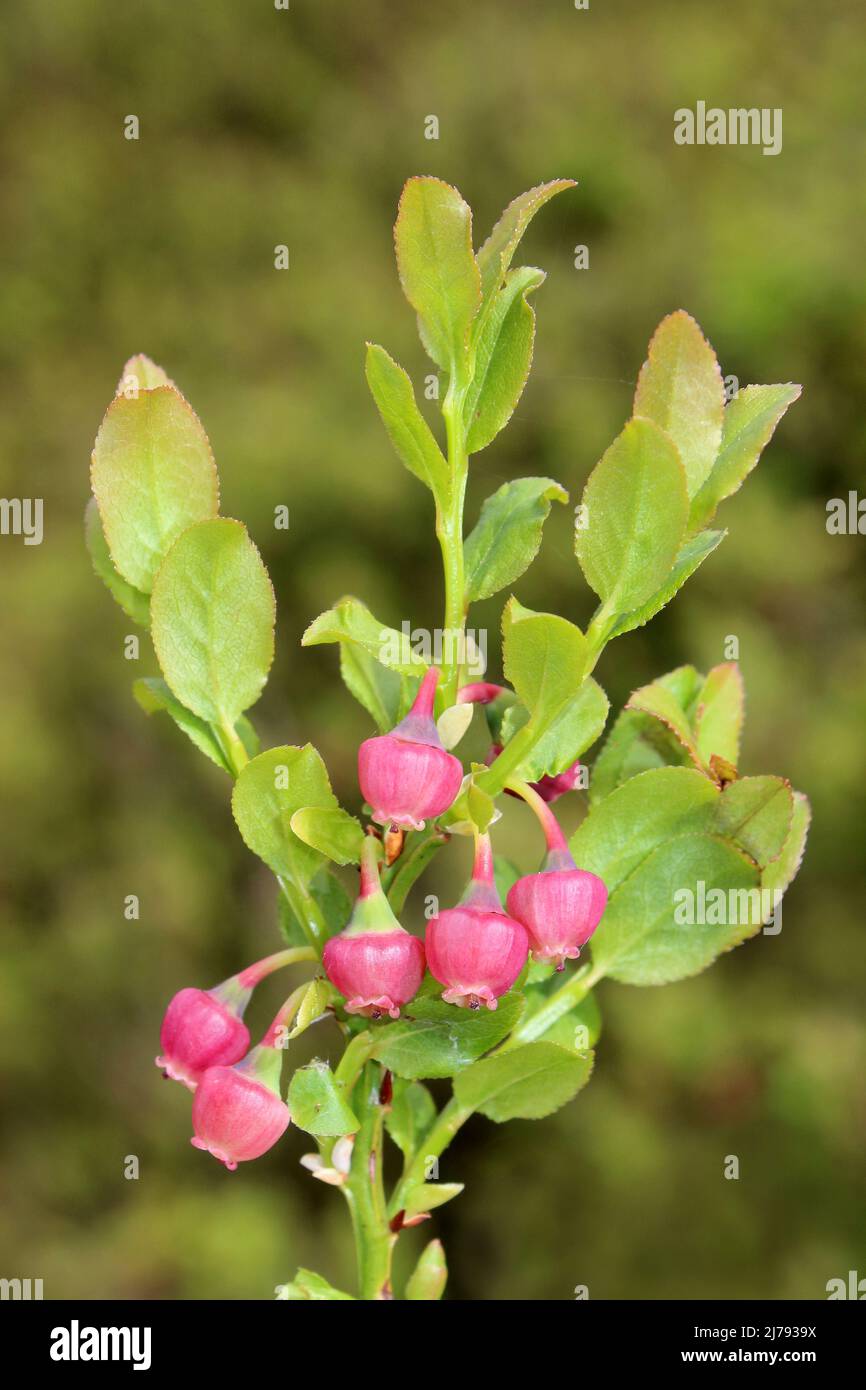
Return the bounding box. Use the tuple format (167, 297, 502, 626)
(501, 961, 604, 1050)
(343, 1064, 395, 1299)
(217, 717, 250, 777)
(383, 829, 449, 914)
(437, 388, 469, 706)
(277, 874, 328, 957)
(389, 1095, 474, 1218)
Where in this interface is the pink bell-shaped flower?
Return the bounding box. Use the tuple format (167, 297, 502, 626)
(426, 833, 528, 1011)
(358, 667, 463, 830)
(506, 783, 608, 969)
(323, 836, 425, 1019)
(155, 948, 303, 1090)
(191, 1004, 294, 1171)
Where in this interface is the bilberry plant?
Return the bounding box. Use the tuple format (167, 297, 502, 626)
(87, 177, 809, 1300)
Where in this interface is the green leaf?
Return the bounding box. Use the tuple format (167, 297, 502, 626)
(589, 832, 762, 985)
(606, 528, 725, 639)
(84, 498, 150, 627)
(339, 642, 415, 734)
(279, 1268, 355, 1301)
(714, 776, 794, 868)
(133, 676, 231, 772)
(464, 476, 568, 602)
(372, 993, 524, 1079)
(633, 310, 725, 498)
(510, 676, 608, 781)
(302, 596, 425, 678)
(405, 1239, 447, 1301)
(116, 353, 173, 394)
(502, 599, 588, 729)
(522, 990, 602, 1051)
(91, 385, 219, 593)
(590, 707, 680, 803)
(150, 519, 275, 727)
(290, 806, 365, 866)
(365, 344, 450, 505)
(575, 417, 688, 613)
(403, 1182, 464, 1216)
(394, 177, 481, 375)
(762, 791, 810, 903)
(279, 868, 352, 946)
(694, 662, 744, 768)
(287, 1063, 360, 1137)
(476, 179, 576, 306)
(689, 383, 802, 532)
(572, 766, 719, 892)
(384, 1078, 437, 1159)
(626, 679, 703, 770)
(464, 266, 544, 454)
(454, 1041, 593, 1121)
(232, 745, 338, 885)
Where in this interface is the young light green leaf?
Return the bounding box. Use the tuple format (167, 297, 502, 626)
(133, 676, 231, 772)
(91, 385, 219, 593)
(575, 417, 688, 613)
(384, 1078, 437, 1159)
(290, 806, 365, 866)
(689, 383, 802, 532)
(339, 641, 415, 734)
(372, 993, 524, 1079)
(626, 679, 703, 770)
(84, 498, 150, 627)
(464, 266, 545, 455)
(365, 344, 450, 504)
(232, 745, 338, 885)
(571, 766, 719, 892)
(633, 310, 725, 498)
(589, 708, 679, 803)
(476, 179, 576, 305)
(606, 528, 725, 639)
(279, 1268, 355, 1301)
(464, 476, 568, 602)
(288, 1063, 360, 1137)
(116, 353, 173, 396)
(302, 596, 425, 678)
(507, 676, 608, 781)
(714, 776, 794, 868)
(150, 519, 274, 727)
(590, 833, 762, 985)
(394, 177, 481, 375)
(405, 1239, 447, 1301)
(403, 1182, 464, 1216)
(693, 662, 744, 768)
(502, 598, 588, 728)
(453, 1041, 593, 1122)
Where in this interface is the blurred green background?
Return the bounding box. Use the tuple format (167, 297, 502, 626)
(1, 0, 864, 1300)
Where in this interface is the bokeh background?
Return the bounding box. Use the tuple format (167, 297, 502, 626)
(1, 0, 864, 1300)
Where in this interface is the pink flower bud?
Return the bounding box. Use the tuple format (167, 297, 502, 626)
(323, 837, 425, 1019)
(156, 949, 306, 1090)
(505, 785, 607, 969)
(425, 834, 528, 1010)
(191, 1063, 290, 1172)
(359, 667, 463, 830)
(156, 987, 250, 1091)
(530, 760, 583, 804)
(191, 999, 296, 1170)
